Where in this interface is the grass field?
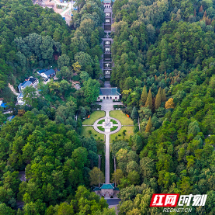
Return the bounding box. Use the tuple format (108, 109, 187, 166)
(83, 111, 105, 125)
(81, 127, 105, 141)
(110, 126, 134, 143)
(110, 110, 133, 125)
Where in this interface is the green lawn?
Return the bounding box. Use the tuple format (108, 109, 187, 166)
(110, 126, 134, 143)
(110, 110, 133, 125)
(83, 111, 105, 125)
(81, 127, 105, 141)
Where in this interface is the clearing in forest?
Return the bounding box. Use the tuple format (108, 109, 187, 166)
(109, 110, 133, 125)
(82, 111, 105, 125)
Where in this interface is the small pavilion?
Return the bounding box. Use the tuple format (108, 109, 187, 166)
(93, 183, 119, 198)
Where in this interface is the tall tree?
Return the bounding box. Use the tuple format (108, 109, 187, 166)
(161, 88, 167, 102)
(57, 54, 70, 69)
(112, 169, 123, 186)
(131, 107, 138, 120)
(56, 66, 73, 81)
(140, 86, 147, 106)
(82, 78, 100, 104)
(155, 87, 162, 110)
(145, 117, 152, 132)
(23, 86, 38, 108)
(145, 89, 153, 110)
(89, 167, 105, 187)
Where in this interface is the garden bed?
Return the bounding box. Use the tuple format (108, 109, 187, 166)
(110, 126, 118, 132)
(110, 119, 117, 124)
(98, 119, 105, 124)
(98, 126, 105, 132)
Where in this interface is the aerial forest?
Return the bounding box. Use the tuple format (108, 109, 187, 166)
(1, 0, 215, 214)
(110, 0, 215, 214)
(0, 0, 116, 214)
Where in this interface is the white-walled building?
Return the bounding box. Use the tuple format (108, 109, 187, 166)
(97, 87, 120, 101)
(18, 77, 38, 93)
(17, 76, 39, 105)
(17, 93, 24, 105)
(40, 69, 55, 79)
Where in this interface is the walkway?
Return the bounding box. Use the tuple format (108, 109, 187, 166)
(93, 100, 123, 184)
(8, 83, 19, 96)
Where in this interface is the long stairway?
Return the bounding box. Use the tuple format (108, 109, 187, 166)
(101, 4, 113, 89)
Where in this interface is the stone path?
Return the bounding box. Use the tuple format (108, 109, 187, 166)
(92, 103, 122, 183)
(105, 133, 110, 183)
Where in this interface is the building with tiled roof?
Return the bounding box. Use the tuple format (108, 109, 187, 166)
(40, 69, 55, 79)
(97, 87, 120, 101)
(93, 183, 119, 197)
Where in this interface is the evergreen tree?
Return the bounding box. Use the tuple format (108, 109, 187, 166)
(140, 86, 147, 106)
(155, 87, 162, 110)
(145, 117, 152, 132)
(145, 89, 153, 110)
(131, 107, 138, 119)
(161, 88, 167, 102)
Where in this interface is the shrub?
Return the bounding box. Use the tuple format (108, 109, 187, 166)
(110, 119, 117, 124)
(110, 126, 118, 131)
(123, 130, 126, 136)
(98, 119, 105, 124)
(98, 126, 105, 132)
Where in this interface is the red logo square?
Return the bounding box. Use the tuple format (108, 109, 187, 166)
(150, 194, 179, 207)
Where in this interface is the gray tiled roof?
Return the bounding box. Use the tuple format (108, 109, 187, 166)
(18, 81, 32, 92)
(44, 69, 55, 76)
(99, 88, 120, 96)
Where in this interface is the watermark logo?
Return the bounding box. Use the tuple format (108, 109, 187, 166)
(150, 194, 179, 207)
(150, 194, 207, 213)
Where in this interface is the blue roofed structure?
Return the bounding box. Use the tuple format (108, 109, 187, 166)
(0, 103, 7, 108)
(100, 183, 115, 189)
(93, 183, 120, 197)
(37, 69, 47, 74)
(18, 81, 32, 92)
(7, 115, 15, 121)
(0, 98, 7, 109)
(40, 69, 55, 79)
(44, 69, 55, 76)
